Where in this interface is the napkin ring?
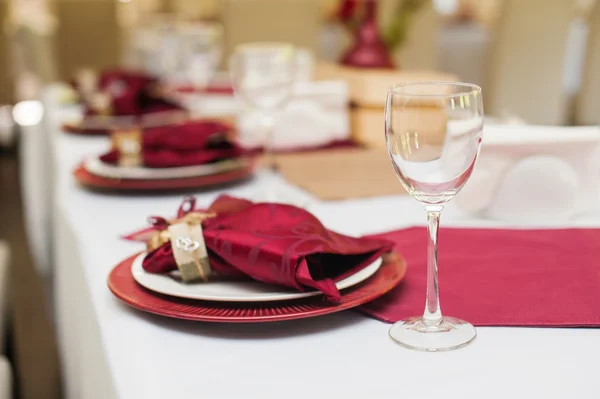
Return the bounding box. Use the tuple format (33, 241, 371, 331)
(168, 222, 211, 282)
(111, 129, 142, 167)
(146, 212, 216, 282)
(86, 90, 114, 116)
(173, 236, 211, 282)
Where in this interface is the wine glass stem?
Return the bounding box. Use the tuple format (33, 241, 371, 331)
(423, 206, 443, 326)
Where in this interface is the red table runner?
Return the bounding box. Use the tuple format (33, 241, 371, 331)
(361, 227, 600, 327)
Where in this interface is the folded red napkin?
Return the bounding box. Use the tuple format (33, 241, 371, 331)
(131, 196, 394, 301)
(99, 121, 245, 168)
(74, 70, 183, 116)
(142, 121, 233, 151)
(361, 227, 600, 327)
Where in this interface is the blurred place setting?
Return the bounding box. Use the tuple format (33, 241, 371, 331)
(0, 0, 600, 398)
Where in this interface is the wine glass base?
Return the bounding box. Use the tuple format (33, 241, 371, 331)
(389, 316, 476, 352)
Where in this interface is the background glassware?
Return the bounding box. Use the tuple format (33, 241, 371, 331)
(229, 42, 296, 201)
(179, 21, 223, 90)
(385, 81, 484, 351)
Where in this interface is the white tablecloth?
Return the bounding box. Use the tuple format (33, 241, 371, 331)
(36, 86, 600, 399)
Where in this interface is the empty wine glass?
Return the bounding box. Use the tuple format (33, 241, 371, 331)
(180, 21, 223, 90)
(385, 82, 484, 351)
(230, 42, 296, 201)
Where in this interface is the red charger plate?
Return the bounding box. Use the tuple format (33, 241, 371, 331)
(74, 159, 256, 192)
(107, 252, 406, 323)
(174, 85, 235, 95)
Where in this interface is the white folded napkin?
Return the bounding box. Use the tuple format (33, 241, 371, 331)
(237, 80, 350, 150)
(455, 124, 600, 223)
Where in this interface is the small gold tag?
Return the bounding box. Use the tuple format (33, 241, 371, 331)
(168, 222, 211, 282)
(75, 68, 99, 96)
(111, 129, 142, 167)
(87, 91, 113, 116)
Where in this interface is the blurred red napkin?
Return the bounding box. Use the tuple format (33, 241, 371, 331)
(75, 70, 183, 116)
(361, 227, 600, 327)
(100, 121, 245, 168)
(133, 196, 393, 301)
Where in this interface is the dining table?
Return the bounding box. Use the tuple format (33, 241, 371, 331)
(27, 84, 600, 399)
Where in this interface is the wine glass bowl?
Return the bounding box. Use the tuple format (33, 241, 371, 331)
(181, 21, 224, 90)
(385, 82, 483, 351)
(229, 43, 296, 202)
(230, 43, 296, 112)
(386, 82, 483, 205)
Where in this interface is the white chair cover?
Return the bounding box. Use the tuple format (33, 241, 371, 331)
(485, 0, 575, 125)
(576, 2, 600, 125)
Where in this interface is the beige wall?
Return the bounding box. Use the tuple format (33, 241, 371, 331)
(55, 0, 122, 80)
(220, 0, 320, 63)
(394, 0, 439, 70)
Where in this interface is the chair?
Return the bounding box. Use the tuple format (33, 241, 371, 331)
(576, 2, 600, 125)
(485, 0, 576, 124)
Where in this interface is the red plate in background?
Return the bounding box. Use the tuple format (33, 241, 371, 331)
(74, 158, 256, 193)
(62, 109, 190, 136)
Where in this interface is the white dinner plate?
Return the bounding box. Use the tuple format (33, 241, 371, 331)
(84, 156, 247, 180)
(131, 252, 383, 302)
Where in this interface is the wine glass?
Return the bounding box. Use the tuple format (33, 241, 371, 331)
(180, 21, 223, 90)
(229, 42, 296, 202)
(385, 81, 484, 351)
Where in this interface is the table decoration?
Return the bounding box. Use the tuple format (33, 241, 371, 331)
(361, 226, 600, 327)
(124, 195, 394, 301)
(338, 0, 395, 68)
(330, 0, 426, 69)
(385, 82, 483, 351)
(63, 69, 188, 135)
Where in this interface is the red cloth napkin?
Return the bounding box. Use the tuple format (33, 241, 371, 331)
(138, 196, 394, 301)
(99, 121, 245, 168)
(75, 70, 182, 116)
(361, 227, 600, 327)
(142, 121, 233, 150)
